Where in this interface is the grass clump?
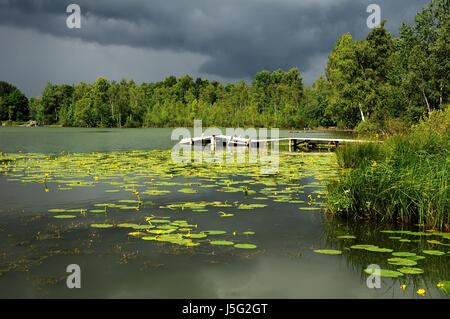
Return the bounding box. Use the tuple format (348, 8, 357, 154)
(327, 107, 449, 230)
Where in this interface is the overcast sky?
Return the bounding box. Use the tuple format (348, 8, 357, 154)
(0, 0, 430, 97)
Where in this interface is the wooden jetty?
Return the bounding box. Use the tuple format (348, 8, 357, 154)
(178, 135, 375, 152)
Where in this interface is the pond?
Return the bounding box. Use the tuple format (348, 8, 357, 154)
(0, 127, 448, 298)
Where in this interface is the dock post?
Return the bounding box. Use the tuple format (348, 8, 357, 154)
(305, 142, 309, 152)
(211, 135, 216, 151)
(328, 141, 331, 152)
(289, 139, 292, 152)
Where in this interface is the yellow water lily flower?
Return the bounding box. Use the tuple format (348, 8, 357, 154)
(400, 284, 406, 291)
(372, 161, 377, 167)
(45, 188, 49, 192)
(437, 283, 444, 288)
(416, 289, 426, 296)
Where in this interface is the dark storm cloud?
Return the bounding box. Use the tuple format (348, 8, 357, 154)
(0, 0, 430, 95)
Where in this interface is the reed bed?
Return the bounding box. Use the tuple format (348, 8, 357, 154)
(327, 107, 449, 230)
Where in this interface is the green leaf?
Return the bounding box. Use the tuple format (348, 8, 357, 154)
(210, 241, 234, 246)
(234, 244, 258, 249)
(422, 250, 445, 256)
(364, 268, 403, 278)
(314, 249, 342, 255)
(397, 267, 424, 275)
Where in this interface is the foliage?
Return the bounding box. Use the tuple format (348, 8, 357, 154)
(0, 81, 29, 122)
(327, 107, 450, 230)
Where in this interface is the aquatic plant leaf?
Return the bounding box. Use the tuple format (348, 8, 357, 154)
(178, 188, 198, 193)
(365, 247, 394, 253)
(210, 241, 234, 246)
(337, 235, 356, 239)
(202, 230, 226, 235)
(439, 281, 450, 295)
(427, 240, 450, 246)
(91, 224, 114, 228)
(392, 252, 416, 257)
(387, 258, 418, 266)
(422, 250, 445, 256)
(406, 255, 426, 261)
(90, 209, 105, 213)
(350, 245, 378, 250)
(313, 249, 342, 255)
(128, 232, 147, 237)
(186, 233, 207, 239)
(364, 268, 404, 278)
(234, 244, 258, 249)
(398, 267, 424, 275)
(53, 215, 77, 219)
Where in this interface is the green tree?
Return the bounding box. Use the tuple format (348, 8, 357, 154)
(0, 81, 29, 122)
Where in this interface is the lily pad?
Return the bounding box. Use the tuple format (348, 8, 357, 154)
(234, 244, 258, 249)
(392, 252, 416, 257)
(91, 224, 114, 228)
(387, 258, 418, 266)
(210, 241, 234, 246)
(397, 267, 424, 275)
(313, 249, 342, 255)
(364, 268, 403, 278)
(337, 235, 356, 239)
(48, 209, 66, 213)
(53, 215, 77, 219)
(202, 230, 227, 235)
(422, 250, 445, 256)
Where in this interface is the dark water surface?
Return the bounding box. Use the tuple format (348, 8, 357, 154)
(0, 127, 448, 298)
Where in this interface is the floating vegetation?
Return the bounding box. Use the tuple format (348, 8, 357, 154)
(337, 235, 356, 239)
(8, 147, 448, 295)
(210, 241, 234, 246)
(398, 267, 424, 275)
(387, 258, 418, 266)
(53, 215, 77, 219)
(91, 224, 114, 228)
(48, 209, 66, 213)
(202, 231, 227, 235)
(392, 252, 417, 257)
(234, 244, 257, 249)
(313, 249, 342, 255)
(350, 244, 392, 252)
(422, 250, 446, 256)
(364, 268, 404, 278)
(178, 188, 198, 194)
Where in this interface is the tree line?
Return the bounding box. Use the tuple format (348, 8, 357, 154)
(1, 0, 448, 130)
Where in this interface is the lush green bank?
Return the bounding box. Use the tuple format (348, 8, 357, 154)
(327, 107, 449, 230)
